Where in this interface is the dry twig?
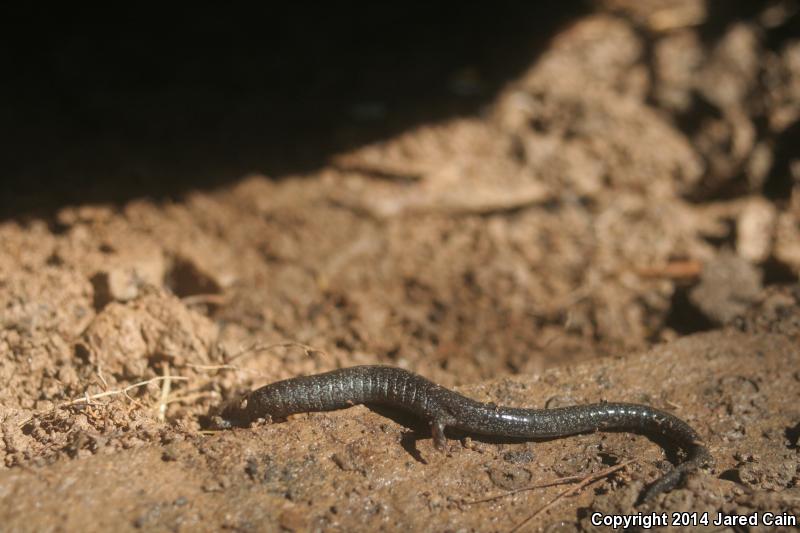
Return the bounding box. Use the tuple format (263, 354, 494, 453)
(461, 472, 596, 506)
(635, 260, 702, 280)
(60, 376, 189, 407)
(164, 390, 220, 405)
(225, 341, 325, 363)
(181, 293, 229, 306)
(185, 362, 264, 375)
(508, 460, 635, 533)
(96, 364, 109, 390)
(157, 363, 172, 422)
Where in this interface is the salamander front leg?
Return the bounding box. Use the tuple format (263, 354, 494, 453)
(431, 419, 449, 451)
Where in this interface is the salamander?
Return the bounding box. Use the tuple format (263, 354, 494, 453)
(220, 365, 711, 502)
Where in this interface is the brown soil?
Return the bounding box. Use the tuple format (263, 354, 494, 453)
(2, 2, 800, 531)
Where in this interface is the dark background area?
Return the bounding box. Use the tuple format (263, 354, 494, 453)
(2, 1, 796, 220)
(1, 3, 588, 218)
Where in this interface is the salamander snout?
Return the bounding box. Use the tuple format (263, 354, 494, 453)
(213, 393, 255, 428)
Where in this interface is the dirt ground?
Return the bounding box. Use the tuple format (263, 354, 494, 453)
(2, 1, 800, 531)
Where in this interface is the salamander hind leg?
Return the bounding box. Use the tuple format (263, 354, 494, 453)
(431, 419, 449, 452)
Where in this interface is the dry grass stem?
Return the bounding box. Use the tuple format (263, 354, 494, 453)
(508, 460, 635, 533)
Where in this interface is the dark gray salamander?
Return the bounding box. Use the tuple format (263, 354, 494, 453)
(222, 365, 712, 502)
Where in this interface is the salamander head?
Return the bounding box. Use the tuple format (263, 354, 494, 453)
(214, 385, 286, 428)
(215, 391, 263, 428)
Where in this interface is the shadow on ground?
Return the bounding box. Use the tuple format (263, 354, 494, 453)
(2, 3, 586, 218)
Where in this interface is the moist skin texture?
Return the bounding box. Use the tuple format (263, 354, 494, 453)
(223, 365, 712, 502)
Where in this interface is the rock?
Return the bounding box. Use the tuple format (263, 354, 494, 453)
(690, 253, 763, 324)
